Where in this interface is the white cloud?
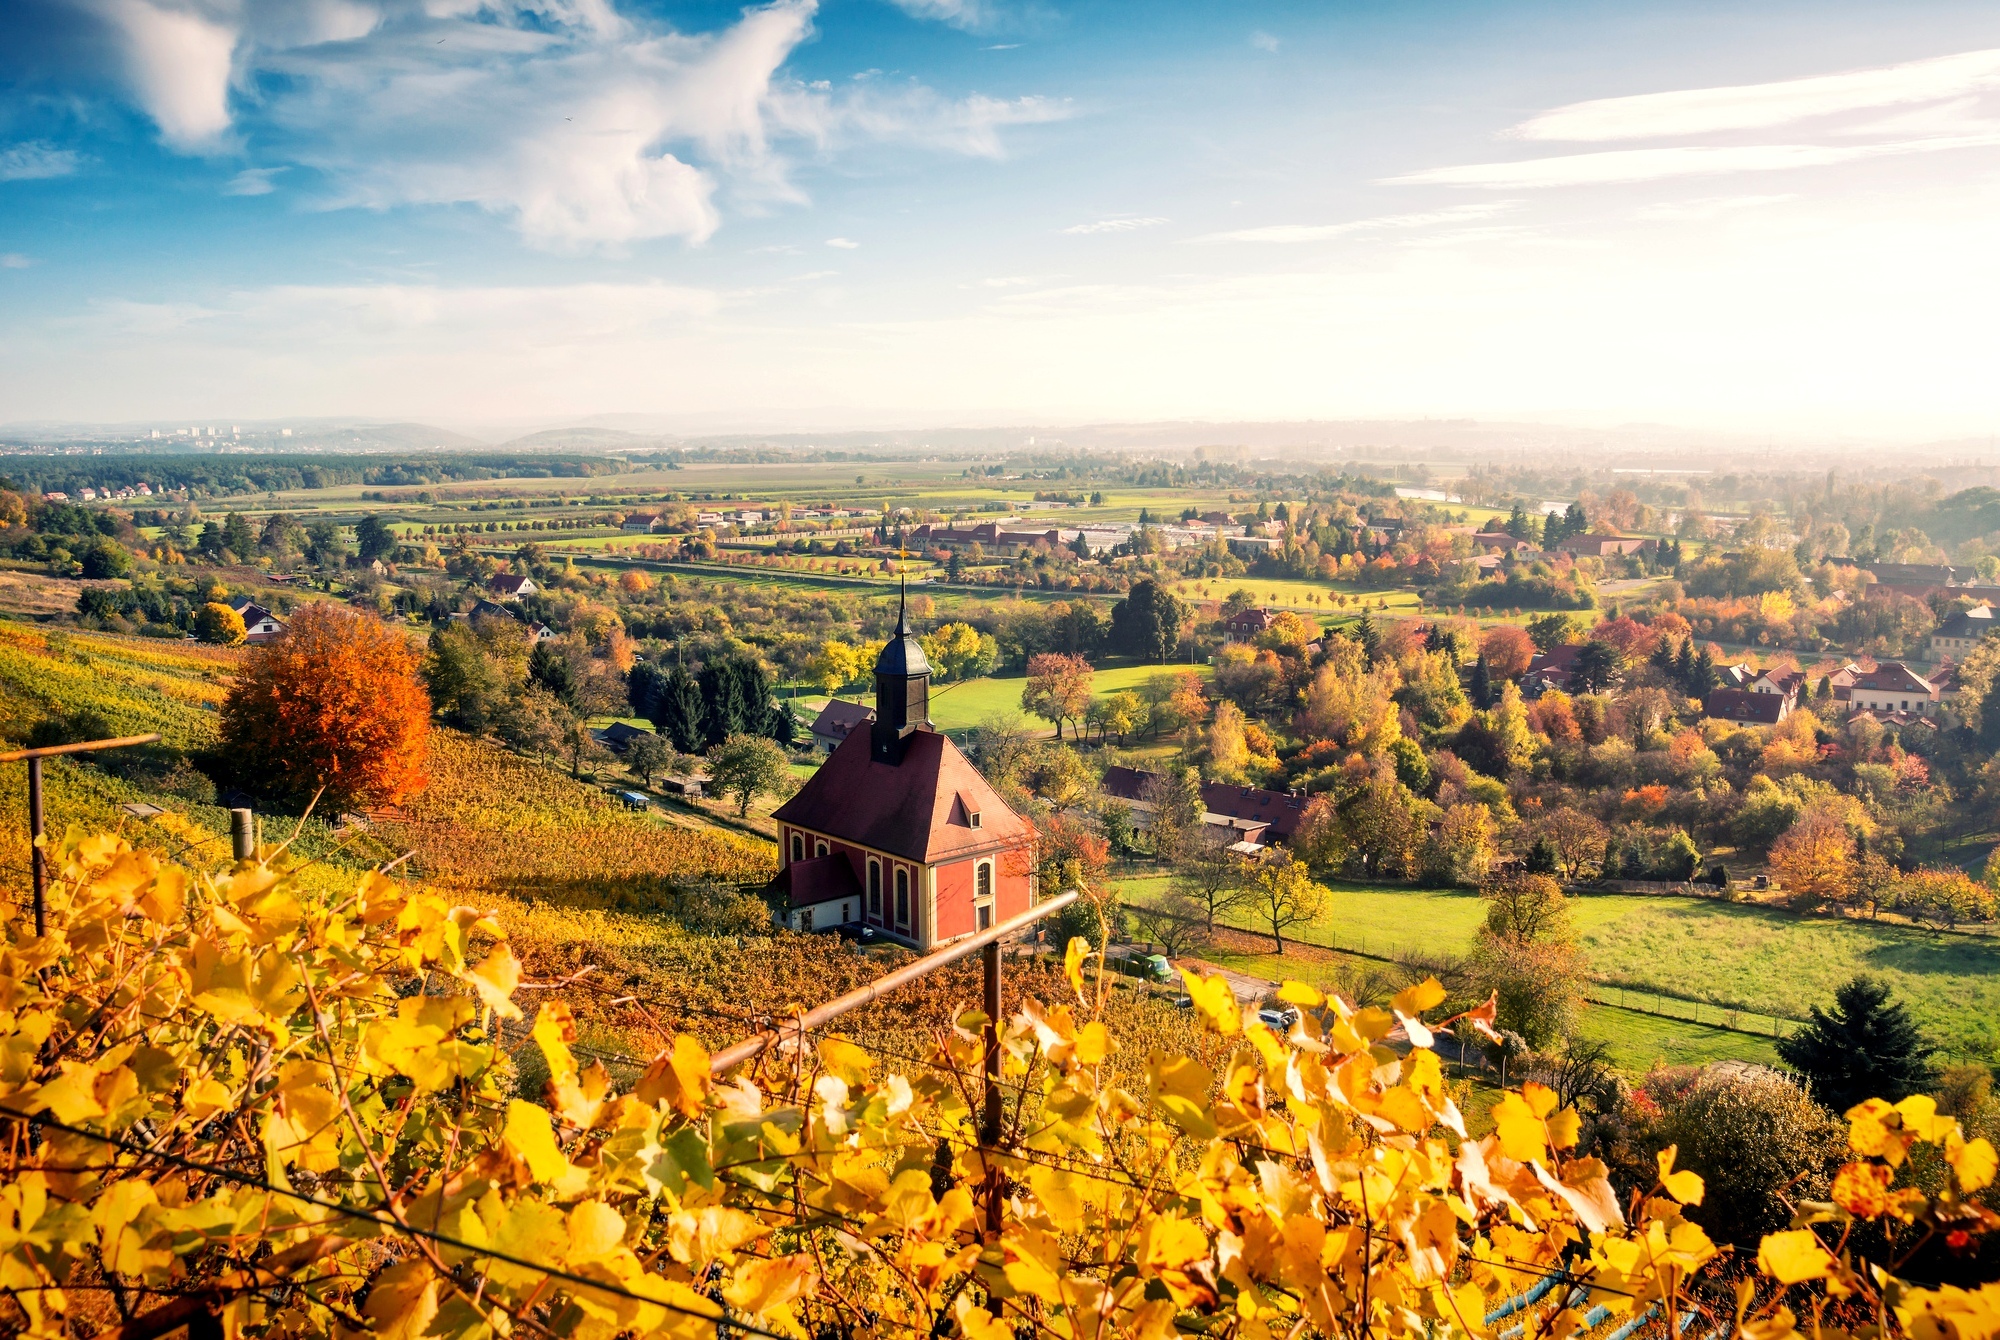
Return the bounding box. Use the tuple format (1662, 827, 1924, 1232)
(1062, 216, 1168, 234)
(76, 0, 239, 150)
(1514, 47, 2000, 142)
(1191, 202, 1517, 243)
(1386, 133, 2000, 188)
(0, 141, 84, 181)
(0, 254, 33, 268)
(825, 237, 859, 248)
(55, 0, 1066, 249)
(224, 167, 287, 195)
(1249, 30, 1279, 53)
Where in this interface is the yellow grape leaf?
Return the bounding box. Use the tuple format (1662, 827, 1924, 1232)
(1064, 936, 1090, 1002)
(1521, 1081, 1559, 1118)
(1147, 1051, 1217, 1138)
(1073, 1021, 1112, 1066)
(1277, 980, 1325, 1008)
(955, 1297, 1015, 1340)
(1741, 1307, 1800, 1340)
(1831, 1161, 1893, 1218)
(1391, 977, 1446, 1018)
(1894, 1281, 2000, 1340)
(1547, 1107, 1581, 1152)
(1490, 1091, 1548, 1165)
(364, 1260, 439, 1340)
(818, 1037, 874, 1085)
(534, 1002, 579, 1091)
(637, 1034, 712, 1119)
(1136, 1213, 1208, 1271)
(1657, 1146, 1705, 1205)
(1894, 1094, 1956, 1143)
(1179, 968, 1240, 1037)
(725, 1254, 816, 1317)
(1948, 1135, 1998, 1193)
(1757, 1229, 1834, 1285)
(464, 942, 523, 1021)
(566, 1200, 629, 1265)
(505, 1099, 578, 1186)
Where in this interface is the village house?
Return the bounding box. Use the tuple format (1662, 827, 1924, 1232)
(808, 699, 875, 755)
(769, 589, 1036, 943)
(1846, 662, 1944, 719)
(488, 573, 537, 600)
(1520, 644, 1584, 696)
(1930, 605, 1997, 661)
(229, 600, 287, 645)
(591, 721, 653, 755)
(620, 514, 664, 533)
(1223, 607, 1278, 640)
(1703, 688, 1790, 725)
(1473, 531, 1534, 552)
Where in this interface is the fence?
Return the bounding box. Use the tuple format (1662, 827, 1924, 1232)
(1, 733, 162, 933)
(1124, 902, 1803, 1043)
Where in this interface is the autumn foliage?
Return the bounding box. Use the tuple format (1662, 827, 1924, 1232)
(0, 830, 1996, 1340)
(219, 601, 431, 810)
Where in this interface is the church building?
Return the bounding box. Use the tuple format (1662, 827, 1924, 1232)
(769, 589, 1036, 946)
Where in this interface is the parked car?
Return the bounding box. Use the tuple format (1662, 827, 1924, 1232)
(1112, 952, 1174, 984)
(1257, 1006, 1299, 1031)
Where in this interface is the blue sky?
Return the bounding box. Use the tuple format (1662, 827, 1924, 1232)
(4, 0, 2000, 436)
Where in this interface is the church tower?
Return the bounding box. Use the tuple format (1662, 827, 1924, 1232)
(871, 581, 932, 764)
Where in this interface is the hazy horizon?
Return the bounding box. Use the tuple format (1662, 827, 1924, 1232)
(5, 0, 2000, 436)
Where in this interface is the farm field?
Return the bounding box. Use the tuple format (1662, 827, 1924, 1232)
(1114, 873, 2000, 1065)
(1164, 575, 1422, 616)
(792, 661, 1214, 740)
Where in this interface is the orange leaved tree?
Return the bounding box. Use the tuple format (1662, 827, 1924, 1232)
(219, 601, 430, 810)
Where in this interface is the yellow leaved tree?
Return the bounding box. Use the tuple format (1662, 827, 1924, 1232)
(0, 827, 1993, 1340)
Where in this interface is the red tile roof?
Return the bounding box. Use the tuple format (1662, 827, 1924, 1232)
(1199, 783, 1310, 842)
(1703, 689, 1787, 724)
(1850, 662, 1935, 695)
(773, 727, 1032, 864)
(810, 699, 875, 739)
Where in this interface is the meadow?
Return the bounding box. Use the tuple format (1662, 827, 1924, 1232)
(1114, 872, 2000, 1066)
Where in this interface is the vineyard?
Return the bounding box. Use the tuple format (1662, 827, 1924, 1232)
(0, 622, 237, 749)
(371, 728, 775, 897)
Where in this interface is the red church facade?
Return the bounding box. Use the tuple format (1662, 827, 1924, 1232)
(768, 591, 1036, 948)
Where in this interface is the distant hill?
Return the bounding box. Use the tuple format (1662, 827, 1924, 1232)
(491, 427, 678, 452)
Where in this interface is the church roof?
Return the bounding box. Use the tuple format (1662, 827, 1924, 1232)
(773, 726, 1031, 864)
(874, 584, 931, 678)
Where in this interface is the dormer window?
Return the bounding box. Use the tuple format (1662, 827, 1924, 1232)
(968, 809, 982, 829)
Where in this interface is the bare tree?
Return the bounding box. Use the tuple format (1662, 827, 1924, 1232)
(1171, 827, 1250, 931)
(1127, 891, 1213, 958)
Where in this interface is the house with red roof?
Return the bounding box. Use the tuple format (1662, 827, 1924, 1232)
(769, 589, 1036, 943)
(1846, 662, 1942, 719)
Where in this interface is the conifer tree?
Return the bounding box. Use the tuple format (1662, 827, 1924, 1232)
(1776, 975, 1937, 1113)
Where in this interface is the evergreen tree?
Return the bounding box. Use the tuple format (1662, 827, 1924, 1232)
(1776, 975, 1937, 1113)
(1355, 608, 1380, 661)
(223, 512, 256, 560)
(654, 665, 708, 754)
(1563, 501, 1588, 538)
(1469, 654, 1494, 710)
(527, 641, 578, 708)
(1506, 502, 1530, 540)
(1691, 645, 1716, 694)
(627, 660, 671, 719)
(1524, 837, 1559, 875)
(1674, 639, 1697, 694)
(1540, 511, 1563, 547)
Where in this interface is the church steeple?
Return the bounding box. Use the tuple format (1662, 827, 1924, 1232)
(871, 577, 931, 764)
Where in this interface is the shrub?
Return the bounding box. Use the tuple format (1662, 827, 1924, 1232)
(1627, 1064, 1846, 1246)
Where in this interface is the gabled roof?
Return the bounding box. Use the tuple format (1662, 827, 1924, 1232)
(230, 599, 278, 627)
(1850, 661, 1935, 695)
(489, 573, 534, 594)
(1101, 765, 1163, 802)
(811, 699, 876, 737)
(773, 727, 1032, 864)
(1935, 606, 1997, 639)
(1526, 644, 1583, 672)
(593, 721, 652, 752)
(1703, 689, 1787, 724)
(1199, 783, 1309, 842)
(771, 853, 863, 910)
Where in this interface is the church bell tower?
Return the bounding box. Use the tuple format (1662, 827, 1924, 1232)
(871, 580, 932, 765)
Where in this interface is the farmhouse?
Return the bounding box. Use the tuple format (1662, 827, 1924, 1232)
(1703, 688, 1790, 725)
(1931, 605, 1997, 660)
(1846, 661, 1943, 718)
(488, 573, 537, 600)
(591, 721, 653, 755)
(1224, 607, 1277, 640)
(229, 600, 287, 644)
(808, 698, 875, 754)
(769, 589, 1036, 943)
(620, 515, 664, 533)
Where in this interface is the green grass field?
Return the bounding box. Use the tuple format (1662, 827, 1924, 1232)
(801, 661, 1214, 738)
(1114, 875, 2000, 1066)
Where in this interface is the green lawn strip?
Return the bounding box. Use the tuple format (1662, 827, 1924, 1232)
(1121, 879, 2000, 1063)
(1576, 1003, 1782, 1073)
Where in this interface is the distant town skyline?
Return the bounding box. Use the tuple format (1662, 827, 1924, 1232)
(4, 0, 2000, 436)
